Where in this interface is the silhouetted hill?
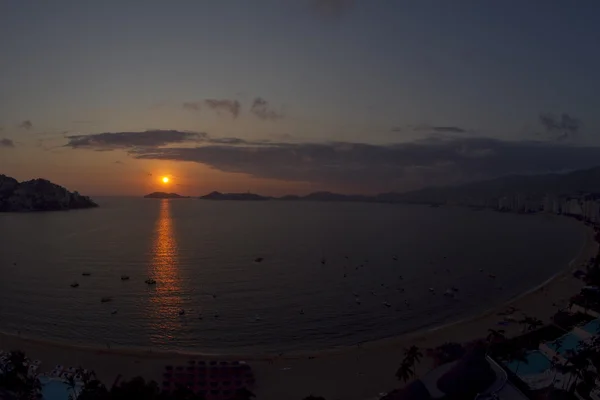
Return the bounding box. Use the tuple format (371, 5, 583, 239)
(0, 174, 98, 212)
(144, 192, 189, 199)
(397, 166, 600, 205)
(199, 191, 271, 201)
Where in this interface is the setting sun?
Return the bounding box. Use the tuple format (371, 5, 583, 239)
(162, 177, 169, 183)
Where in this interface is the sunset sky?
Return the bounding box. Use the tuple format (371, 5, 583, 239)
(2, 1, 600, 196)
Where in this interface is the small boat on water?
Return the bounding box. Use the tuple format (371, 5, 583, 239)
(254, 257, 264, 263)
(100, 297, 112, 303)
(82, 272, 91, 276)
(428, 287, 435, 293)
(383, 302, 391, 308)
(70, 282, 79, 288)
(111, 309, 118, 315)
(121, 275, 130, 281)
(443, 289, 455, 297)
(145, 278, 156, 285)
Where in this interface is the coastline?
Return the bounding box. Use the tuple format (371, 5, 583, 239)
(1, 220, 597, 399)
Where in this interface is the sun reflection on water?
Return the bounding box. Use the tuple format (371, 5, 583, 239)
(148, 199, 182, 334)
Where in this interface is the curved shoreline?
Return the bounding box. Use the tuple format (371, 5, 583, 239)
(1, 218, 595, 362)
(1, 218, 597, 400)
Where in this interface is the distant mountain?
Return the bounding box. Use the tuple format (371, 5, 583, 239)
(297, 191, 373, 202)
(0, 174, 98, 212)
(189, 166, 600, 206)
(199, 191, 271, 201)
(397, 166, 600, 205)
(144, 192, 189, 199)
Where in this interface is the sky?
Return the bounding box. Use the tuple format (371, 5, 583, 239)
(2, 0, 600, 196)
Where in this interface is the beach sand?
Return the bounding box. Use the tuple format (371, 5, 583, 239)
(1, 223, 597, 400)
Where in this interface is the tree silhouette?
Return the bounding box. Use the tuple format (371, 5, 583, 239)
(233, 387, 255, 400)
(395, 361, 414, 383)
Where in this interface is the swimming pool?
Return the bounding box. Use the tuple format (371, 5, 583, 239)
(546, 332, 583, 355)
(504, 351, 551, 375)
(582, 318, 600, 335)
(40, 379, 78, 400)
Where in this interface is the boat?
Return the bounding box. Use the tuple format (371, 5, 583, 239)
(443, 289, 454, 297)
(145, 278, 156, 285)
(120, 275, 130, 281)
(82, 272, 91, 276)
(111, 309, 118, 315)
(428, 287, 435, 292)
(70, 282, 79, 288)
(383, 302, 391, 307)
(100, 297, 112, 303)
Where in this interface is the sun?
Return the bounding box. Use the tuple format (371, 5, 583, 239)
(162, 177, 169, 183)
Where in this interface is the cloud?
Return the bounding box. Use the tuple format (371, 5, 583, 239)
(19, 120, 32, 130)
(0, 138, 15, 148)
(539, 112, 580, 141)
(309, 0, 354, 20)
(183, 102, 202, 111)
(128, 136, 600, 192)
(431, 126, 467, 133)
(204, 99, 241, 118)
(65, 129, 205, 151)
(250, 97, 283, 121)
(392, 125, 469, 134)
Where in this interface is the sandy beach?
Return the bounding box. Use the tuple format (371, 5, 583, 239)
(1, 222, 597, 400)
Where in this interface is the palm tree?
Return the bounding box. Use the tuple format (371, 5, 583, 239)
(395, 361, 414, 383)
(404, 346, 423, 369)
(526, 317, 544, 331)
(1, 350, 41, 399)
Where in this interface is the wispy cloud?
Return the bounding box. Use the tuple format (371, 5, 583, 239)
(128, 136, 600, 191)
(0, 138, 15, 148)
(19, 120, 32, 130)
(250, 97, 283, 121)
(204, 99, 241, 118)
(183, 102, 202, 111)
(391, 125, 469, 134)
(65, 129, 205, 151)
(309, 0, 354, 20)
(183, 99, 241, 118)
(539, 112, 580, 141)
(431, 126, 467, 133)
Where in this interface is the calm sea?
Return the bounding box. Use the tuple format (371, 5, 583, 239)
(0, 198, 586, 354)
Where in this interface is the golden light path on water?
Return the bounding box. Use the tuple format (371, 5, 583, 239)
(148, 199, 183, 342)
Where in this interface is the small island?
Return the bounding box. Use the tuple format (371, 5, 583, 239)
(0, 174, 98, 212)
(144, 192, 189, 199)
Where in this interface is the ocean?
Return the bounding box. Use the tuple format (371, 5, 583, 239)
(0, 198, 586, 354)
